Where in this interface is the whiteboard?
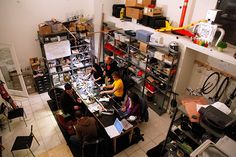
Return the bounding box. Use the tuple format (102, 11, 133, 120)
(44, 40, 71, 60)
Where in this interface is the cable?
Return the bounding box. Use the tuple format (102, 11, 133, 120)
(211, 77, 230, 102)
(201, 72, 220, 95)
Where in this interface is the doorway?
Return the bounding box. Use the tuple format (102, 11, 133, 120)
(0, 43, 28, 97)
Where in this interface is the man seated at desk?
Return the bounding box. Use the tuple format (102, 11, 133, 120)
(60, 83, 84, 119)
(69, 110, 98, 155)
(100, 71, 124, 103)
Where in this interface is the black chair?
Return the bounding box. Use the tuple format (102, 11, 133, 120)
(1, 103, 27, 131)
(48, 87, 64, 110)
(82, 138, 104, 157)
(139, 97, 149, 122)
(11, 125, 39, 157)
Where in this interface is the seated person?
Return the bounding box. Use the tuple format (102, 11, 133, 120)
(90, 63, 105, 85)
(100, 71, 124, 103)
(60, 83, 84, 119)
(120, 92, 141, 118)
(103, 56, 119, 83)
(69, 111, 98, 155)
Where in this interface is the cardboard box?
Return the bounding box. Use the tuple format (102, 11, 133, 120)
(139, 41, 148, 53)
(51, 23, 64, 33)
(144, 7, 162, 16)
(126, 0, 154, 8)
(126, 0, 143, 8)
(126, 7, 143, 19)
(38, 25, 52, 36)
(143, 0, 155, 7)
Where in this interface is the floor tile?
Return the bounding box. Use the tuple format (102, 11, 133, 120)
(1, 92, 171, 157)
(129, 149, 147, 157)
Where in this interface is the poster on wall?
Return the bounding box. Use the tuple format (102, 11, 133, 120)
(44, 40, 71, 60)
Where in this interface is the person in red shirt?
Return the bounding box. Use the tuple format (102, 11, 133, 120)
(103, 56, 118, 83)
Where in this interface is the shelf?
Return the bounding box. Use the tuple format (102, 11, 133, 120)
(128, 61, 146, 71)
(147, 64, 169, 77)
(130, 45, 148, 57)
(146, 72, 168, 84)
(105, 15, 236, 66)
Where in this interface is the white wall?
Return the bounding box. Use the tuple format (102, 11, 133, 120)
(155, 0, 217, 26)
(0, 0, 94, 69)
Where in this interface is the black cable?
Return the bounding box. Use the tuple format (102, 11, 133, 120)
(225, 88, 236, 107)
(201, 72, 220, 95)
(211, 77, 230, 102)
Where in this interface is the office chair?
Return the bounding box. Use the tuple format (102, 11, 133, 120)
(82, 137, 104, 157)
(1, 103, 27, 131)
(11, 125, 39, 157)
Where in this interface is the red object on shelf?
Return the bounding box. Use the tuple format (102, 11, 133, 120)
(104, 43, 115, 52)
(145, 82, 155, 92)
(172, 29, 195, 38)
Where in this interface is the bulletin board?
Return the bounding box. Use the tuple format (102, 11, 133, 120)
(44, 40, 71, 60)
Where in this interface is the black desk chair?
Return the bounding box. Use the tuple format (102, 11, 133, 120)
(82, 137, 104, 157)
(11, 125, 39, 157)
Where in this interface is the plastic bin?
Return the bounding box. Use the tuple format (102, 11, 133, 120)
(136, 30, 153, 42)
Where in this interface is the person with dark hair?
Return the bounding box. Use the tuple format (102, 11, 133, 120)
(100, 71, 124, 102)
(69, 110, 98, 155)
(103, 56, 119, 83)
(121, 92, 141, 118)
(91, 63, 105, 85)
(60, 83, 83, 118)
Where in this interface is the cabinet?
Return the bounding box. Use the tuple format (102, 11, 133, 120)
(38, 21, 94, 87)
(103, 26, 180, 115)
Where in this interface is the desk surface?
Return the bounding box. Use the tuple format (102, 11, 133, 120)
(73, 76, 136, 135)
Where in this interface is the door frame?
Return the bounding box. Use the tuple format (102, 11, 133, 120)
(0, 42, 28, 97)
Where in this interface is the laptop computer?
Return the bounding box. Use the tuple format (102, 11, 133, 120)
(105, 118, 124, 138)
(112, 104, 129, 119)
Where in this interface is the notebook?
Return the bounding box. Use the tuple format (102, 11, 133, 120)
(105, 118, 124, 138)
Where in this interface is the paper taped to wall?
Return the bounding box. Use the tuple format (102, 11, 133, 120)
(44, 40, 71, 60)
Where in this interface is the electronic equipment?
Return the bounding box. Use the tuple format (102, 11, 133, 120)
(193, 9, 225, 46)
(216, 0, 236, 46)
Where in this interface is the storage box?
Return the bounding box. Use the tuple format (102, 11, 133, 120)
(144, 7, 162, 16)
(139, 42, 148, 53)
(126, 0, 154, 8)
(126, 0, 143, 8)
(143, 0, 156, 7)
(126, 7, 143, 19)
(136, 29, 153, 42)
(38, 25, 52, 36)
(51, 23, 64, 33)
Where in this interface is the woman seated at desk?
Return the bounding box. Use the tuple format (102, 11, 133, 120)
(100, 71, 124, 103)
(90, 63, 105, 85)
(120, 92, 141, 118)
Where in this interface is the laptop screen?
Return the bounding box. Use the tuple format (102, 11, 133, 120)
(114, 118, 123, 134)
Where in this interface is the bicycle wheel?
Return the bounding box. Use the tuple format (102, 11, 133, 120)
(201, 72, 220, 95)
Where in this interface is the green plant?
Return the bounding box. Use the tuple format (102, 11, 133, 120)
(217, 41, 227, 49)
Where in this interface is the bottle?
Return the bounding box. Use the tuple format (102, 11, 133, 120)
(120, 8, 124, 20)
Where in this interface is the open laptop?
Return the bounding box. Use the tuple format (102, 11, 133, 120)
(112, 103, 129, 119)
(105, 118, 124, 138)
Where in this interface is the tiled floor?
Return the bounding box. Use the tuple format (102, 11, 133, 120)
(0, 93, 171, 157)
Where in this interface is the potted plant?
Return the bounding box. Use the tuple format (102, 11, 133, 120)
(216, 41, 227, 52)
